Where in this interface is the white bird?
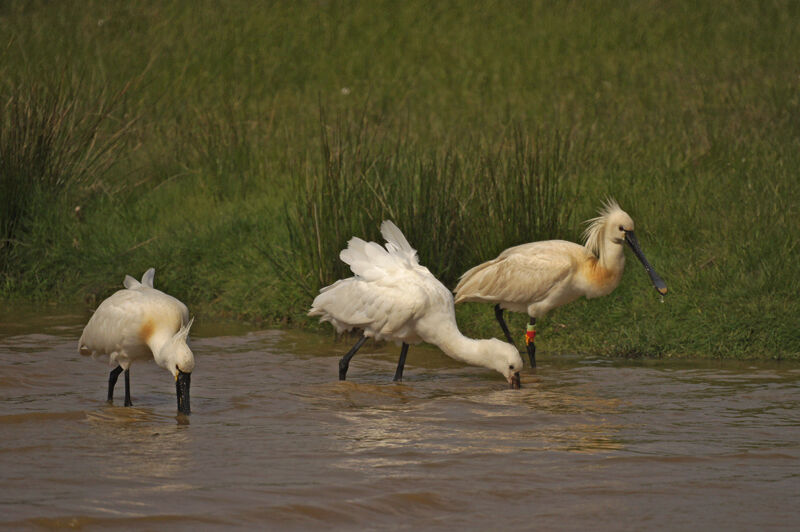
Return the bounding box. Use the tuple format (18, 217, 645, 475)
(309, 220, 523, 388)
(79, 268, 194, 414)
(454, 199, 667, 367)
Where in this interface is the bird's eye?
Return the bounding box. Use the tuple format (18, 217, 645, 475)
(618, 225, 624, 231)
(509, 365, 514, 370)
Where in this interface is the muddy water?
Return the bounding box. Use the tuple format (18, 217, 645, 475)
(1, 311, 799, 530)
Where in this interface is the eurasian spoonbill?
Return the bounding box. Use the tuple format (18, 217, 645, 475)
(309, 221, 523, 388)
(454, 199, 667, 367)
(79, 268, 194, 414)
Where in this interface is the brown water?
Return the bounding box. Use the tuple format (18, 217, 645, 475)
(1, 310, 799, 530)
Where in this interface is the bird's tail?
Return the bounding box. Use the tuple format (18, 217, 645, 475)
(453, 260, 498, 303)
(123, 268, 155, 289)
(141, 268, 155, 288)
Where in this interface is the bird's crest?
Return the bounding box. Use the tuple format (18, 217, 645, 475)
(582, 198, 623, 257)
(174, 317, 194, 343)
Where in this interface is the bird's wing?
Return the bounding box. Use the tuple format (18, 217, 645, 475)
(311, 222, 440, 340)
(154, 289, 190, 326)
(339, 237, 398, 281)
(340, 223, 421, 281)
(309, 269, 433, 341)
(79, 289, 149, 356)
(455, 241, 577, 307)
(381, 220, 419, 267)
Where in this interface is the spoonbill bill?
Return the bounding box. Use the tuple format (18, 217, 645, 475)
(309, 220, 523, 388)
(454, 199, 667, 367)
(79, 268, 194, 414)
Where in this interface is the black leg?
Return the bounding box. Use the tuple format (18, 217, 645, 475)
(339, 335, 368, 380)
(393, 343, 410, 382)
(176, 370, 191, 415)
(107, 365, 123, 403)
(525, 317, 537, 368)
(495, 304, 518, 349)
(124, 368, 132, 406)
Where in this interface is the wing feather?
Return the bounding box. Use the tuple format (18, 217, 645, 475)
(309, 272, 429, 342)
(455, 241, 580, 309)
(79, 289, 150, 360)
(381, 220, 419, 266)
(310, 221, 441, 342)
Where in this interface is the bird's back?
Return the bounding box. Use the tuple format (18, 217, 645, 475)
(309, 221, 451, 343)
(454, 239, 590, 314)
(79, 285, 188, 364)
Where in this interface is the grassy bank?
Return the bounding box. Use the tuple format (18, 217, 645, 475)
(1, 0, 798, 360)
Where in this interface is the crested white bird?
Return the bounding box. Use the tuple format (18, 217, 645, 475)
(454, 199, 667, 367)
(79, 268, 194, 414)
(309, 220, 523, 388)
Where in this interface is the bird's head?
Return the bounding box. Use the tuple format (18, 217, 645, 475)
(606, 210, 635, 246)
(584, 199, 667, 296)
(164, 317, 195, 376)
(485, 338, 523, 389)
(161, 317, 194, 414)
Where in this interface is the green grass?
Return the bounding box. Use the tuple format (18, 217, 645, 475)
(1, 0, 798, 360)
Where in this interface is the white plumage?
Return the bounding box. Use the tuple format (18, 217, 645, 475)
(454, 199, 667, 366)
(79, 268, 194, 414)
(309, 221, 523, 387)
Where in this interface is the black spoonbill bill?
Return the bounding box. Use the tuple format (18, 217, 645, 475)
(309, 220, 524, 389)
(79, 268, 194, 414)
(454, 199, 667, 367)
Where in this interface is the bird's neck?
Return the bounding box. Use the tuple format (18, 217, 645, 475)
(596, 238, 626, 272)
(429, 326, 494, 371)
(583, 240, 626, 297)
(147, 331, 175, 370)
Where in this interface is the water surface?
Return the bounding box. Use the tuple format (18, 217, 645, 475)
(1, 311, 799, 530)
